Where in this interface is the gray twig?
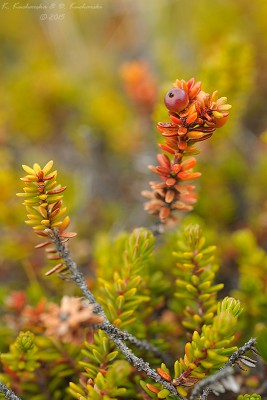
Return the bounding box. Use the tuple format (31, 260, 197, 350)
(190, 338, 257, 400)
(51, 230, 184, 399)
(100, 321, 168, 362)
(225, 337, 257, 366)
(199, 387, 213, 400)
(51, 230, 168, 361)
(0, 382, 23, 400)
(190, 367, 233, 400)
(111, 337, 180, 397)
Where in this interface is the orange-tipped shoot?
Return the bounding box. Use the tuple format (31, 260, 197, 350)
(17, 161, 77, 276)
(142, 77, 231, 224)
(17, 161, 75, 237)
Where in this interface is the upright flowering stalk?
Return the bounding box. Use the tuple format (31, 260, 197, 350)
(142, 78, 231, 224)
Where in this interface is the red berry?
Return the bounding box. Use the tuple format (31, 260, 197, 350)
(164, 88, 189, 113)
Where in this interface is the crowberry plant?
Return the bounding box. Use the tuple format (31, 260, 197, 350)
(0, 77, 262, 400)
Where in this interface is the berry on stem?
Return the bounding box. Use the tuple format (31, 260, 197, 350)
(164, 88, 189, 113)
(143, 77, 232, 225)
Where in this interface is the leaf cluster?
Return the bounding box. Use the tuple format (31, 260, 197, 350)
(0, 331, 81, 400)
(143, 297, 241, 399)
(172, 225, 223, 333)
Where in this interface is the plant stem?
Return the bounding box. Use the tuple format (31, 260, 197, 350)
(101, 321, 169, 362)
(50, 230, 184, 399)
(111, 337, 181, 397)
(190, 367, 233, 400)
(199, 388, 212, 400)
(51, 230, 167, 360)
(225, 337, 257, 366)
(190, 338, 257, 400)
(0, 382, 23, 400)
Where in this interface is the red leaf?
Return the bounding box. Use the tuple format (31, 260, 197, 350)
(43, 173, 56, 181)
(47, 186, 67, 195)
(170, 115, 183, 125)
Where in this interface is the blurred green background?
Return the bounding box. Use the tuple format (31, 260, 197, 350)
(1, 0, 267, 289)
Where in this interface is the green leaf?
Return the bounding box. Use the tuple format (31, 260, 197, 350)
(92, 349, 103, 364)
(158, 389, 170, 399)
(107, 351, 119, 362)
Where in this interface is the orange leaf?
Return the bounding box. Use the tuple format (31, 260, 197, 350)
(45, 263, 64, 276)
(178, 172, 201, 180)
(187, 131, 205, 139)
(166, 178, 176, 186)
(157, 154, 170, 169)
(47, 186, 67, 195)
(186, 112, 198, 124)
(165, 190, 175, 203)
(181, 158, 197, 170)
(178, 141, 187, 151)
(50, 208, 61, 219)
(45, 248, 57, 253)
(181, 193, 197, 204)
(148, 165, 157, 173)
(43, 173, 56, 181)
(59, 232, 77, 238)
(187, 77, 195, 89)
(189, 133, 213, 142)
(170, 115, 183, 125)
(51, 200, 62, 212)
(214, 115, 229, 128)
(58, 216, 70, 233)
(36, 171, 44, 180)
(171, 201, 187, 210)
(178, 127, 188, 137)
(172, 164, 182, 174)
(157, 368, 171, 382)
(159, 207, 170, 222)
(47, 254, 61, 260)
(158, 144, 175, 154)
(157, 122, 177, 132)
(189, 81, 201, 98)
(34, 230, 49, 238)
(35, 241, 51, 249)
(156, 166, 170, 176)
(161, 130, 179, 137)
(146, 384, 160, 394)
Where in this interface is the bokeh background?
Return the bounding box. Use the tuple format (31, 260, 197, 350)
(1, 0, 267, 292)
